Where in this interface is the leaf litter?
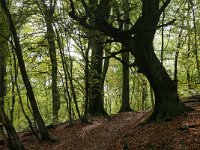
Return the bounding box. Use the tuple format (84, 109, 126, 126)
(1, 95, 200, 150)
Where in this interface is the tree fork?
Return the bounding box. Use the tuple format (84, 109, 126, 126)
(69, 0, 193, 121)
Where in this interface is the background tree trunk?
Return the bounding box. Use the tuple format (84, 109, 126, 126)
(189, 0, 200, 83)
(38, 0, 60, 123)
(119, 0, 132, 112)
(0, 106, 24, 150)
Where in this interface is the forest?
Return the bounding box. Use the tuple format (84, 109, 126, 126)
(0, 0, 200, 149)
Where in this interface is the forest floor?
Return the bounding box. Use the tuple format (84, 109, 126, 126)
(1, 95, 200, 150)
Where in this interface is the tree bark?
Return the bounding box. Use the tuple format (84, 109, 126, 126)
(119, 0, 132, 112)
(128, 0, 192, 121)
(0, 41, 6, 108)
(88, 0, 110, 115)
(0, 106, 24, 150)
(38, 0, 60, 123)
(89, 37, 107, 115)
(0, 6, 8, 143)
(69, 0, 193, 121)
(84, 43, 90, 119)
(1, 0, 50, 140)
(189, 0, 200, 83)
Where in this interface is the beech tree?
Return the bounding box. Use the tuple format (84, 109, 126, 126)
(0, 0, 50, 140)
(0, 5, 24, 149)
(0, 0, 198, 136)
(87, 0, 111, 115)
(0, 3, 7, 108)
(0, 4, 8, 146)
(36, 0, 60, 123)
(69, 0, 192, 121)
(119, 0, 132, 112)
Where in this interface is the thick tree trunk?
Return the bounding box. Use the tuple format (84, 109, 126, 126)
(69, 0, 193, 121)
(127, 0, 192, 121)
(89, 38, 107, 115)
(119, 49, 132, 112)
(132, 31, 191, 121)
(88, 0, 110, 116)
(119, 0, 132, 112)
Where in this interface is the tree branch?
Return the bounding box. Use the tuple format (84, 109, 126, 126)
(102, 48, 128, 59)
(158, 0, 171, 16)
(80, 0, 89, 15)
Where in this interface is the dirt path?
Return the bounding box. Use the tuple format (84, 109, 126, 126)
(49, 111, 146, 150)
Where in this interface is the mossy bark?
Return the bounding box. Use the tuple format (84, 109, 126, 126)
(89, 37, 107, 116)
(44, 8, 60, 124)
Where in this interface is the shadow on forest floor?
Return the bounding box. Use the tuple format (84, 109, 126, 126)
(1, 95, 200, 150)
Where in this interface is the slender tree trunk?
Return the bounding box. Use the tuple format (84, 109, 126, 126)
(12, 49, 39, 139)
(0, 7, 8, 144)
(39, 0, 60, 123)
(160, 0, 165, 64)
(186, 2, 192, 91)
(173, 29, 183, 92)
(150, 86, 154, 108)
(0, 8, 7, 108)
(46, 17, 60, 124)
(10, 67, 15, 124)
(141, 78, 148, 110)
(1, 0, 50, 140)
(0, 41, 6, 108)
(0, 106, 24, 150)
(174, 51, 179, 91)
(66, 61, 81, 119)
(84, 44, 90, 120)
(55, 29, 74, 125)
(10, 52, 16, 124)
(189, 0, 200, 83)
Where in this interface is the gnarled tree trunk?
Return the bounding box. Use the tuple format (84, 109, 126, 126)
(69, 0, 192, 121)
(127, 0, 192, 121)
(119, 0, 132, 112)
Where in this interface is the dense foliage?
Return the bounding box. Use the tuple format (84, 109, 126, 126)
(0, 0, 199, 144)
